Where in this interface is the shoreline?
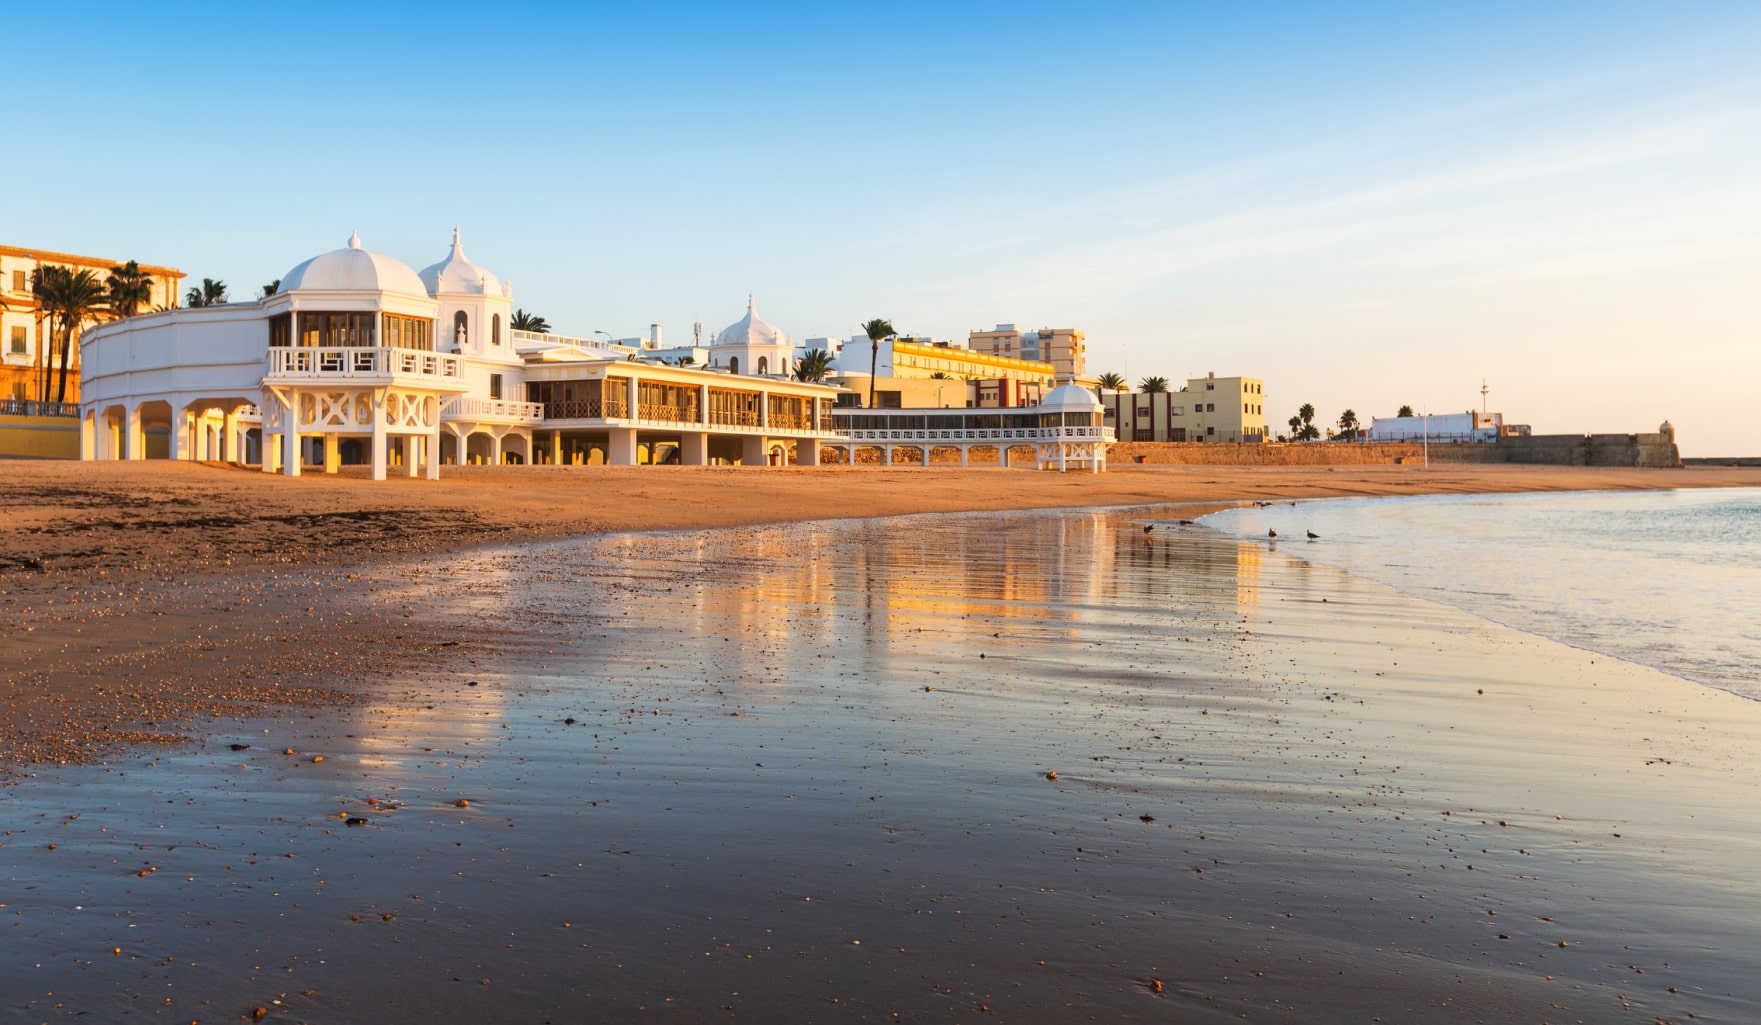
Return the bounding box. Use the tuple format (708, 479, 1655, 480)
(3, 503, 1756, 1021)
(3, 459, 1760, 766)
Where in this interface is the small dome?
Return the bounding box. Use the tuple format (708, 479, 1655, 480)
(1041, 383, 1104, 412)
(715, 295, 789, 348)
(281, 231, 430, 297)
(419, 227, 501, 296)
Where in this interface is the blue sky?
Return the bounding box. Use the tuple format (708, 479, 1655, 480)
(12, 2, 1759, 453)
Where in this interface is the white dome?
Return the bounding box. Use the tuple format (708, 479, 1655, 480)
(1041, 383, 1104, 412)
(715, 295, 788, 348)
(280, 231, 429, 297)
(419, 227, 502, 296)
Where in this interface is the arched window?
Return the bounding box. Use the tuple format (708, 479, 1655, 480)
(757, 357, 768, 375)
(492, 313, 501, 346)
(453, 311, 468, 349)
(729, 356, 739, 375)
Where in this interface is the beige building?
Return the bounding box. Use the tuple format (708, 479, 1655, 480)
(829, 335, 1055, 408)
(1, 244, 184, 403)
(1102, 373, 1267, 443)
(967, 324, 1086, 379)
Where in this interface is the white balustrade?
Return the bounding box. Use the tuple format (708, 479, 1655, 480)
(267, 346, 463, 381)
(443, 397, 545, 423)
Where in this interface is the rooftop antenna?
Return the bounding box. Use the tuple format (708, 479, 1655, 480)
(1480, 378, 1489, 414)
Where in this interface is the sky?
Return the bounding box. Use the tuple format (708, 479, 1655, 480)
(10, 1, 1759, 454)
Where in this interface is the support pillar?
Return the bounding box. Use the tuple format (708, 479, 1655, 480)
(1059, 439, 1067, 473)
(224, 409, 240, 462)
(426, 424, 441, 480)
(489, 432, 503, 467)
(170, 409, 189, 461)
(370, 391, 387, 481)
(796, 438, 819, 466)
(679, 431, 708, 466)
(80, 410, 95, 460)
(125, 403, 144, 460)
(283, 422, 301, 477)
(741, 434, 767, 467)
(960, 446, 969, 468)
(881, 445, 892, 467)
(324, 434, 340, 473)
(607, 428, 639, 466)
(406, 434, 420, 477)
(549, 430, 562, 466)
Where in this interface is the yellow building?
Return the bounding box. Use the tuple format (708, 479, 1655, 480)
(967, 324, 1086, 380)
(1, 244, 184, 403)
(829, 335, 1057, 408)
(1102, 373, 1267, 443)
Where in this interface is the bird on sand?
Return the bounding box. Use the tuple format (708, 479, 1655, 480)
(1144, 525, 1154, 535)
(1307, 530, 1320, 540)
(1267, 528, 1278, 539)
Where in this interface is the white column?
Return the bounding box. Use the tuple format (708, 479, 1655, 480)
(224, 409, 240, 462)
(882, 445, 892, 466)
(549, 430, 562, 466)
(125, 403, 144, 460)
(607, 427, 638, 465)
(426, 423, 441, 480)
(370, 390, 387, 480)
(80, 410, 95, 460)
(283, 415, 301, 477)
(679, 431, 708, 466)
(406, 434, 420, 477)
(960, 446, 969, 468)
(741, 434, 767, 467)
(796, 438, 819, 466)
(489, 431, 503, 467)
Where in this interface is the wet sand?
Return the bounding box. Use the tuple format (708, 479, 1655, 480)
(3, 505, 1759, 1022)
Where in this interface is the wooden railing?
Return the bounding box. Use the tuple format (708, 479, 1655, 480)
(542, 398, 627, 420)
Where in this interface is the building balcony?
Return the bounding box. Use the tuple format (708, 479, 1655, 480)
(443, 397, 545, 424)
(266, 346, 465, 386)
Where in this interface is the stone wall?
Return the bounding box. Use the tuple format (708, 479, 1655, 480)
(1110, 434, 1678, 468)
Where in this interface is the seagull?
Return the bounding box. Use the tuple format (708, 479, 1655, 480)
(1307, 530, 1320, 540)
(1143, 525, 1154, 535)
(1177, 519, 1194, 526)
(1267, 528, 1278, 539)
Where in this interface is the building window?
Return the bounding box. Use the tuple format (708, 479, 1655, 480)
(489, 374, 503, 400)
(757, 357, 768, 375)
(492, 313, 501, 346)
(11, 271, 24, 292)
(297, 312, 376, 347)
(384, 314, 432, 350)
(1206, 403, 1215, 412)
(729, 356, 739, 375)
(1207, 426, 1215, 436)
(1172, 406, 1184, 416)
(8, 326, 25, 355)
(453, 312, 469, 348)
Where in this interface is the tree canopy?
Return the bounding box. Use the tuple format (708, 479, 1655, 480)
(511, 309, 550, 333)
(1138, 375, 1169, 394)
(793, 348, 833, 383)
(862, 318, 896, 408)
(32, 265, 107, 403)
(106, 261, 154, 318)
(1096, 371, 1126, 391)
(1397, 404, 1415, 417)
(185, 278, 228, 307)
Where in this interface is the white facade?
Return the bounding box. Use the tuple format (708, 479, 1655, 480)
(1368, 410, 1502, 443)
(78, 232, 846, 477)
(708, 296, 794, 378)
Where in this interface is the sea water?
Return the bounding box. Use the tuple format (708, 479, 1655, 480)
(1201, 487, 1761, 700)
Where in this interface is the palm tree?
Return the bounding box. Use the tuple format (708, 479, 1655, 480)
(106, 261, 155, 318)
(1338, 408, 1359, 438)
(259, 279, 281, 300)
(511, 309, 550, 333)
(1096, 371, 1126, 391)
(861, 318, 895, 409)
(185, 278, 228, 307)
(1397, 404, 1415, 417)
(1139, 375, 1169, 394)
(31, 265, 108, 404)
(793, 348, 833, 383)
(1292, 403, 1321, 441)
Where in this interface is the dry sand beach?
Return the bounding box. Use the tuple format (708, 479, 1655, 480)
(3, 459, 1760, 1023)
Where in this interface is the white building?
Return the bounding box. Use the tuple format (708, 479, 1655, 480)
(78, 232, 845, 477)
(1368, 410, 1502, 443)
